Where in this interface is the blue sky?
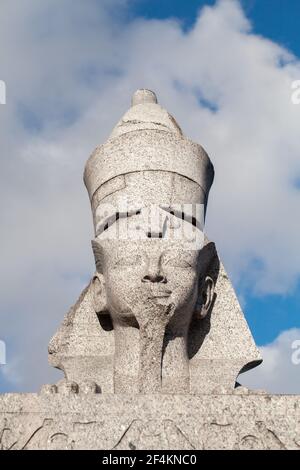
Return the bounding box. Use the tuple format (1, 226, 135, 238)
(0, 0, 300, 393)
(133, 0, 300, 57)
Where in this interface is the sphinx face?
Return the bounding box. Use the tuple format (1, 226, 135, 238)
(91, 170, 209, 326)
(93, 207, 204, 326)
(101, 240, 200, 324)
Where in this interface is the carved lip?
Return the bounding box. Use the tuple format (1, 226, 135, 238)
(148, 288, 172, 299)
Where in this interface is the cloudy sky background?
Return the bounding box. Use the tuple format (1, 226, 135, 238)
(0, 0, 300, 393)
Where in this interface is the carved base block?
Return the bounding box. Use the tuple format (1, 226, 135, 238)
(0, 393, 299, 450)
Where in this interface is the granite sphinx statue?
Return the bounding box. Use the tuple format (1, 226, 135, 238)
(48, 89, 261, 395)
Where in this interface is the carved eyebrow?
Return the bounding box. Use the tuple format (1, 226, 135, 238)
(96, 209, 141, 236)
(159, 206, 201, 229)
(161, 250, 197, 267)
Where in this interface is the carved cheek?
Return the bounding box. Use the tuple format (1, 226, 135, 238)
(172, 267, 198, 286)
(169, 270, 198, 304)
(106, 269, 142, 304)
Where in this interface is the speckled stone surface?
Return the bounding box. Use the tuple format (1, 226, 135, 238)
(2, 89, 295, 451)
(0, 393, 300, 450)
(49, 89, 261, 395)
(48, 240, 262, 395)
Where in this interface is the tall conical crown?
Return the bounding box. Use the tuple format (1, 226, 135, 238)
(109, 89, 183, 139)
(84, 89, 214, 212)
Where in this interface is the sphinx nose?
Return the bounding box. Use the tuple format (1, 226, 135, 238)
(142, 259, 167, 284)
(142, 273, 167, 284)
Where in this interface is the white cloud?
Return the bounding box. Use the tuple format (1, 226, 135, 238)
(0, 0, 300, 391)
(240, 329, 300, 394)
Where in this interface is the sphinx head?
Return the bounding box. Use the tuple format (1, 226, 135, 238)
(86, 90, 215, 329)
(90, 212, 215, 329)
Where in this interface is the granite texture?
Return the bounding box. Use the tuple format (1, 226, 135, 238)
(49, 89, 261, 395)
(48, 239, 261, 394)
(1, 89, 296, 451)
(0, 393, 299, 450)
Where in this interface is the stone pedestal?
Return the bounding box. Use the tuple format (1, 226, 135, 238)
(0, 393, 299, 450)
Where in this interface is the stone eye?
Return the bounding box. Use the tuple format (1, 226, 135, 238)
(163, 257, 193, 269)
(116, 255, 143, 267)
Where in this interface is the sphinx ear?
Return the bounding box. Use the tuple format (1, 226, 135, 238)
(196, 276, 215, 320)
(91, 272, 107, 314)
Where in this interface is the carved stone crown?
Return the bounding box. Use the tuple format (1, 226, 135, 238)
(83, 89, 214, 206)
